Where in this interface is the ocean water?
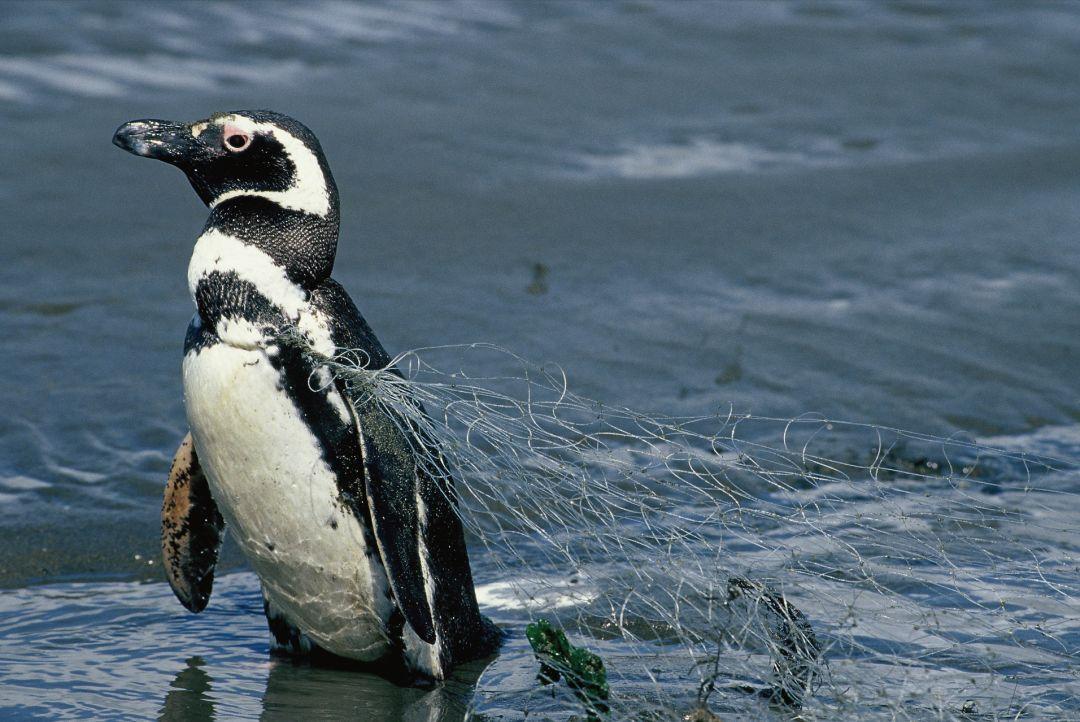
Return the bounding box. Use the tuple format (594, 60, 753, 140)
(1, 1, 1078, 719)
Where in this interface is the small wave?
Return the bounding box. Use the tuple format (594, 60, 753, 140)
(0, 1, 521, 105)
(0, 53, 310, 104)
(0, 475, 50, 491)
(570, 138, 814, 180)
(238, 1, 521, 44)
(0, 56, 127, 98)
(0, 78, 28, 102)
(44, 463, 106, 485)
(979, 423, 1080, 461)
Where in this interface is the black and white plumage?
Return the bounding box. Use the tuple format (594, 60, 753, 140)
(113, 111, 499, 679)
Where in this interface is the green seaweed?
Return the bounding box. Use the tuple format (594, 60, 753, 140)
(526, 619, 610, 719)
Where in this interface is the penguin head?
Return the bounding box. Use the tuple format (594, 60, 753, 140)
(113, 110, 337, 218)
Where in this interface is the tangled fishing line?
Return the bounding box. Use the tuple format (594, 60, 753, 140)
(287, 331, 1079, 720)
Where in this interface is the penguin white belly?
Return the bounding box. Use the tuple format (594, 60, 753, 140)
(182, 341, 393, 661)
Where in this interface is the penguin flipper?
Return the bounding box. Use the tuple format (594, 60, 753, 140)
(161, 432, 225, 613)
(310, 279, 492, 658)
(351, 391, 496, 665)
(351, 400, 438, 645)
(412, 455, 498, 664)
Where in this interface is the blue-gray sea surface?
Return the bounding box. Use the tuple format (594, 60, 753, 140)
(1, 1, 1079, 719)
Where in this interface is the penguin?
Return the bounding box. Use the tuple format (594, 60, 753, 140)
(113, 111, 500, 679)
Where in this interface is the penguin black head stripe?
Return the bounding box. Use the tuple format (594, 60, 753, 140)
(114, 111, 500, 680)
(114, 110, 337, 217)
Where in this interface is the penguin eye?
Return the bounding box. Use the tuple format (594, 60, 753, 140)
(224, 132, 251, 152)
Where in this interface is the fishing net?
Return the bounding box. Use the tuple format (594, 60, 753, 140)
(292, 334, 1079, 720)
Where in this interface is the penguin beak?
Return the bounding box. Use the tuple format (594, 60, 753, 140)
(112, 119, 200, 164)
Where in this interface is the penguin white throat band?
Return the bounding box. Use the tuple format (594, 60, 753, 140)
(187, 229, 308, 319)
(208, 115, 331, 218)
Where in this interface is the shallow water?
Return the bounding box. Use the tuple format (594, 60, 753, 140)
(1, 1, 1079, 719)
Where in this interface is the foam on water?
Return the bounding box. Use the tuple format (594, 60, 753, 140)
(475, 577, 598, 612)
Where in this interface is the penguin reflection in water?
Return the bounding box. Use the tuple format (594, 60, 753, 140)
(113, 111, 500, 680)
